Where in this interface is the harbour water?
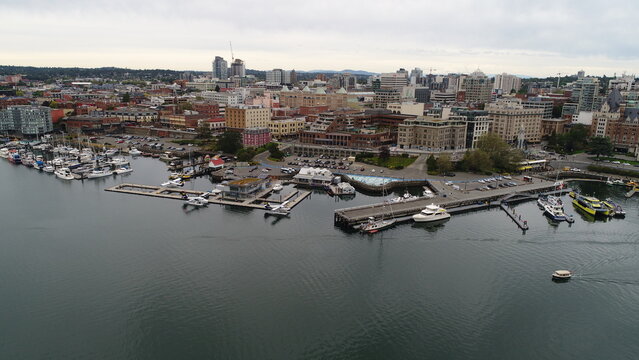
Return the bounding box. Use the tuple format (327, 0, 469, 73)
(2, 157, 639, 359)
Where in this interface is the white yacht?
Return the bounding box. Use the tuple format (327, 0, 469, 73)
(42, 165, 55, 173)
(107, 157, 129, 167)
(86, 168, 114, 178)
(0, 148, 9, 158)
(423, 188, 435, 198)
(114, 166, 133, 175)
(54, 167, 75, 180)
(272, 183, 284, 192)
(128, 147, 142, 156)
(412, 204, 451, 223)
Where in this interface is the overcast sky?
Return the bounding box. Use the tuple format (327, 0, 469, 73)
(1, 0, 637, 77)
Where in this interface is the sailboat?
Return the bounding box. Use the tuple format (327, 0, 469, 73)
(360, 183, 396, 233)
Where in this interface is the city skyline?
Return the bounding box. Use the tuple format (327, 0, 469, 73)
(1, 0, 638, 77)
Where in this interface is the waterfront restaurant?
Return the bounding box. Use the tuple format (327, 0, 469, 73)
(293, 167, 335, 187)
(223, 177, 268, 200)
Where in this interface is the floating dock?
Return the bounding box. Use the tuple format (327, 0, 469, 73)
(105, 183, 311, 211)
(334, 181, 571, 229)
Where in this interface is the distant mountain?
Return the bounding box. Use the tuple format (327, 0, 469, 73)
(300, 69, 378, 76)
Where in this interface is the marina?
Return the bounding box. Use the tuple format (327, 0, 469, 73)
(105, 182, 311, 210)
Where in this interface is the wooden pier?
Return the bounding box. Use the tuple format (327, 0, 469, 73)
(105, 183, 311, 211)
(334, 181, 571, 229)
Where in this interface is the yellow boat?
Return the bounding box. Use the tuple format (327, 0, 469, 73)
(568, 191, 577, 199)
(572, 195, 610, 217)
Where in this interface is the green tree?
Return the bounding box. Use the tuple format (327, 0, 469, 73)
(589, 136, 612, 158)
(461, 149, 493, 173)
(426, 154, 437, 172)
(476, 133, 523, 172)
(379, 146, 390, 160)
(436, 154, 453, 174)
(196, 126, 212, 139)
(121, 92, 131, 103)
(217, 131, 242, 154)
(268, 143, 285, 160)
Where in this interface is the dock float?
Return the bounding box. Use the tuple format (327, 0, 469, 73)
(334, 185, 572, 230)
(500, 203, 529, 231)
(105, 183, 310, 211)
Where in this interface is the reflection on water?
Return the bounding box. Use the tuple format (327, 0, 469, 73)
(2, 159, 639, 359)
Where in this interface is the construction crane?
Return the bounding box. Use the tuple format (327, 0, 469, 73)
(229, 41, 234, 62)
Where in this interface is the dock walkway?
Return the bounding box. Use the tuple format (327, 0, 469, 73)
(334, 180, 570, 228)
(105, 183, 310, 211)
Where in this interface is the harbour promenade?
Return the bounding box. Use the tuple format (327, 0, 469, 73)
(334, 178, 567, 228)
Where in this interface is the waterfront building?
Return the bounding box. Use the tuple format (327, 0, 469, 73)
(212, 56, 228, 80)
(223, 177, 268, 199)
(461, 69, 493, 104)
(225, 105, 271, 129)
(486, 99, 543, 143)
(64, 115, 121, 133)
(0, 105, 53, 135)
(293, 167, 335, 187)
(397, 116, 467, 151)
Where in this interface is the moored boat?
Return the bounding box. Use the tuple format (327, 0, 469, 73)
(572, 194, 610, 217)
(412, 204, 451, 223)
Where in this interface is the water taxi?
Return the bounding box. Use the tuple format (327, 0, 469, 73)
(552, 270, 572, 281)
(572, 194, 611, 217)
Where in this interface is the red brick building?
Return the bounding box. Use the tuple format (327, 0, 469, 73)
(242, 127, 271, 147)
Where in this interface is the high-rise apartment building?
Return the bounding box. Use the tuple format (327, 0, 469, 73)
(462, 69, 493, 104)
(212, 56, 228, 80)
(571, 78, 600, 112)
(486, 99, 543, 143)
(0, 105, 53, 135)
(266, 69, 291, 85)
(230, 59, 246, 77)
(493, 73, 522, 94)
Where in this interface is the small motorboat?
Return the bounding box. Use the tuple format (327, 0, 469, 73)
(272, 183, 284, 192)
(552, 270, 572, 281)
(423, 188, 435, 198)
(114, 166, 133, 175)
(54, 167, 75, 180)
(128, 147, 142, 156)
(42, 165, 55, 173)
(86, 168, 114, 179)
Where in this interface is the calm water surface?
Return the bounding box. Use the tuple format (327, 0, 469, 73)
(2, 158, 639, 359)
